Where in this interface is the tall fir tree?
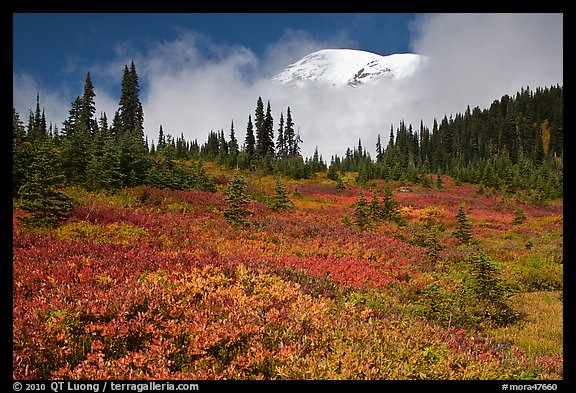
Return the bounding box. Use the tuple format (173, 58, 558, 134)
(254, 97, 266, 157)
(18, 139, 74, 227)
(228, 120, 239, 168)
(157, 125, 166, 152)
(353, 195, 371, 230)
(269, 179, 292, 211)
(224, 172, 252, 226)
(80, 72, 98, 137)
(117, 61, 149, 186)
(254, 97, 275, 158)
(264, 100, 275, 155)
(276, 112, 286, 159)
(284, 107, 298, 156)
(454, 205, 473, 244)
(13, 109, 32, 196)
(60, 96, 92, 183)
(244, 115, 255, 159)
(118, 61, 144, 138)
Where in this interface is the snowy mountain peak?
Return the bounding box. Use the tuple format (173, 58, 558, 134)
(272, 49, 426, 88)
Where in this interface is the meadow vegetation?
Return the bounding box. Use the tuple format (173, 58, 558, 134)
(13, 171, 563, 380)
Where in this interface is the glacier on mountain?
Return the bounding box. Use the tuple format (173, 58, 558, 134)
(272, 49, 426, 88)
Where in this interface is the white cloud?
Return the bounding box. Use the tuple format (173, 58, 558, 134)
(406, 13, 563, 119)
(139, 28, 357, 156)
(13, 72, 71, 130)
(14, 14, 562, 161)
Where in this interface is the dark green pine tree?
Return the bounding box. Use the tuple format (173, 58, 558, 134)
(276, 112, 286, 159)
(254, 97, 275, 158)
(13, 109, 33, 196)
(436, 175, 444, 189)
(224, 172, 252, 226)
(369, 191, 384, 221)
(424, 229, 443, 265)
(464, 251, 514, 325)
(269, 179, 292, 211)
(254, 97, 266, 158)
(285, 107, 302, 157)
(18, 139, 75, 227)
(117, 61, 150, 186)
(228, 120, 239, 168)
(118, 61, 144, 138)
(27, 93, 48, 142)
(454, 205, 473, 244)
(264, 100, 275, 155)
(40, 109, 47, 135)
(216, 130, 229, 164)
(381, 188, 402, 224)
(157, 125, 166, 152)
(353, 195, 371, 230)
(80, 72, 98, 137)
(375, 134, 384, 162)
(512, 207, 527, 225)
(60, 96, 92, 183)
(244, 115, 255, 159)
(284, 107, 296, 156)
(85, 113, 124, 191)
(34, 93, 42, 132)
(194, 160, 217, 192)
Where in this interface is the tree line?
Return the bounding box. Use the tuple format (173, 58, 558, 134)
(13, 61, 563, 227)
(328, 85, 563, 201)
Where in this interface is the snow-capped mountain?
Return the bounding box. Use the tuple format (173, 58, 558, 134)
(272, 49, 426, 88)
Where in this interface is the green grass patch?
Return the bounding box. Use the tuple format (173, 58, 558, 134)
(489, 291, 563, 357)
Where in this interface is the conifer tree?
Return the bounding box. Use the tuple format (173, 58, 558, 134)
(369, 191, 383, 221)
(118, 61, 144, 138)
(381, 188, 401, 223)
(85, 113, 123, 191)
(157, 125, 166, 152)
(254, 97, 266, 158)
(354, 195, 371, 230)
(34, 93, 42, 132)
(264, 100, 275, 155)
(284, 107, 298, 156)
(376, 134, 384, 162)
(464, 251, 514, 325)
(244, 115, 255, 159)
(217, 130, 229, 164)
(60, 96, 92, 183)
(194, 160, 217, 192)
(40, 109, 47, 135)
(18, 140, 74, 227)
(116, 61, 149, 186)
(13, 109, 32, 196)
(80, 72, 98, 137)
(436, 175, 444, 189)
(424, 229, 443, 265)
(228, 120, 239, 168)
(512, 208, 527, 225)
(224, 172, 252, 226)
(276, 112, 286, 159)
(454, 205, 473, 244)
(255, 98, 274, 157)
(85, 136, 124, 191)
(269, 179, 292, 211)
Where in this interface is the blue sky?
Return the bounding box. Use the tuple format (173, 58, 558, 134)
(13, 13, 415, 93)
(13, 13, 563, 158)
